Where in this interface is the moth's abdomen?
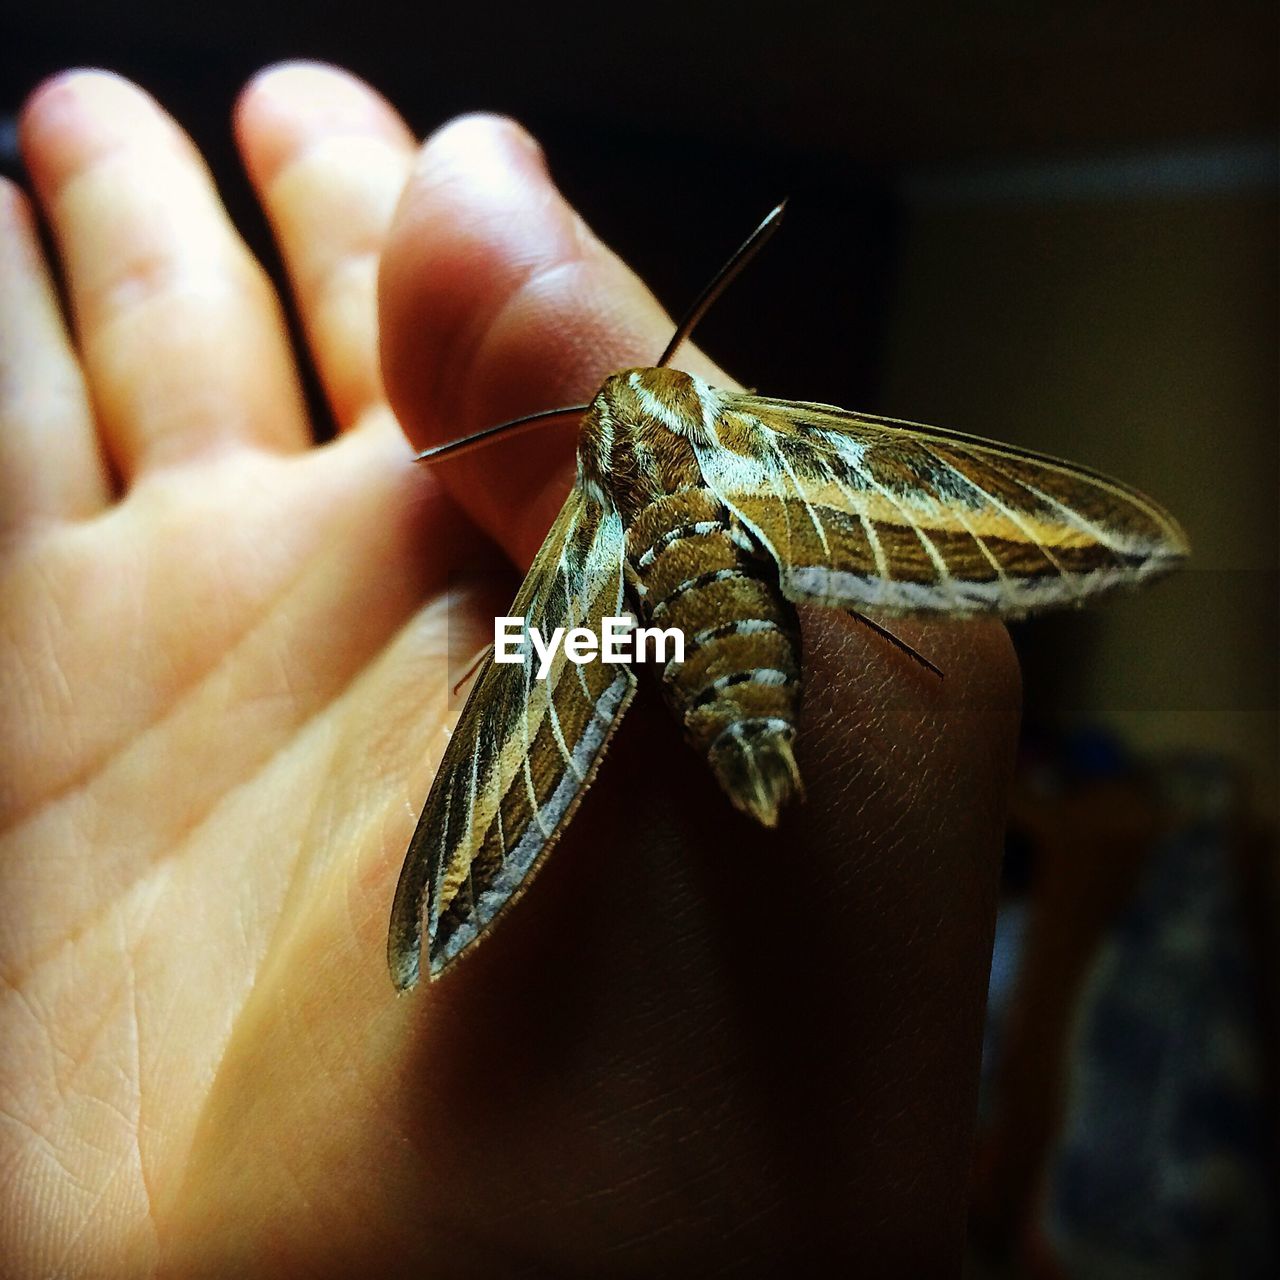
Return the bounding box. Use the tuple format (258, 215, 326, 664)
(626, 488, 802, 827)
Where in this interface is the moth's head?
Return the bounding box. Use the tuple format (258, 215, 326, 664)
(593, 367, 717, 442)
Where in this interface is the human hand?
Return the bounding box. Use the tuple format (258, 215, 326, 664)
(1, 64, 1018, 1276)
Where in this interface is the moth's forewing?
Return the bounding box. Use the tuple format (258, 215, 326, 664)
(692, 392, 1188, 618)
(388, 488, 634, 989)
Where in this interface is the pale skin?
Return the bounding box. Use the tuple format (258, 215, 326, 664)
(0, 64, 1019, 1276)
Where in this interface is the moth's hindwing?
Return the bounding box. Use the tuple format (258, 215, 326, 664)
(692, 392, 1189, 618)
(388, 488, 634, 989)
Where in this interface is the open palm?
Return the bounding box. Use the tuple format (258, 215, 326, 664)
(1, 65, 1018, 1277)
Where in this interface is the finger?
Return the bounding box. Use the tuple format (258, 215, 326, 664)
(379, 114, 734, 567)
(235, 62, 416, 431)
(19, 70, 310, 477)
(0, 179, 109, 531)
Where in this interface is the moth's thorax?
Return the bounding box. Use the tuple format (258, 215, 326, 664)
(578, 367, 720, 519)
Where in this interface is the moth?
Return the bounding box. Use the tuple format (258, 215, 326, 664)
(388, 204, 1188, 990)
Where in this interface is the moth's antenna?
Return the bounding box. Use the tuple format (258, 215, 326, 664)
(416, 403, 590, 465)
(656, 200, 787, 369)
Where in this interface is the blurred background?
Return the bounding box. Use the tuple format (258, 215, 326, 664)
(3, 3, 1276, 1274)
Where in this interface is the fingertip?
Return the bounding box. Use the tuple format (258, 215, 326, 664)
(235, 61, 414, 190)
(384, 114, 563, 329)
(20, 69, 193, 198)
(21, 66, 119, 124)
(378, 117, 570, 416)
(418, 112, 549, 184)
(22, 67, 141, 138)
(19, 68, 104, 177)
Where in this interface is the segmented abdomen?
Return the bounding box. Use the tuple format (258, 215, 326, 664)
(625, 487, 803, 826)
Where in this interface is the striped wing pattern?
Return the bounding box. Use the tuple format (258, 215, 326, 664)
(692, 393, 1189, 617)
(388, 489, 635, 989)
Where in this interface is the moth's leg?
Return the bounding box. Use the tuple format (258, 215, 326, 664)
(452, 643, 493, 695)
(725, 511, 759, 558)
(844, 610, 944, 680)
(622, 560, 649, 617)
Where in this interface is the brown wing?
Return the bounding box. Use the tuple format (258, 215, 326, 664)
(690, 392, 1188, 616)
(388, 488, 634, 989)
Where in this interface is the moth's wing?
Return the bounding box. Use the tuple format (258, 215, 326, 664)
(388, 488, 635, 990)
(690, 392, 1188, 617)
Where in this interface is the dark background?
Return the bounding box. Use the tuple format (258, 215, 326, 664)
(3, 2, 1277, 1272)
